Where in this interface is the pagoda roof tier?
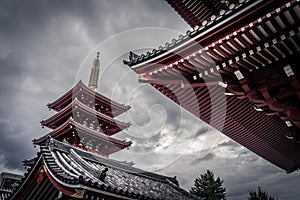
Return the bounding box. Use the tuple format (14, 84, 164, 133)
(41, 98, 130, 136)
(10, 139, 198, 200)
(33, 119, 132, 156)
(47, 81, 130, 117)
(165, 0, 239, 27)
(125, 0, 300, 173)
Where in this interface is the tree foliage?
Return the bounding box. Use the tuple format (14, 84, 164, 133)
(248, 187, 277, 200)
(190, 170, 226, 200)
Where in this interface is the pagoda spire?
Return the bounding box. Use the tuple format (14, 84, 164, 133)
(88, 52, 100, 91)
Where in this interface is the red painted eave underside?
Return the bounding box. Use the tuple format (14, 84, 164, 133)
(44, 167, 77, 197)
(152, 84, 300, 172)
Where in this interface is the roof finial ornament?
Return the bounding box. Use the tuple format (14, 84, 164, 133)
(99, 167, 108, 181)
(88, 52, 100, 91)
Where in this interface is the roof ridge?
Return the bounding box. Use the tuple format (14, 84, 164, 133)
(124, 0, 252, 66)
(49, 139, 176, 183)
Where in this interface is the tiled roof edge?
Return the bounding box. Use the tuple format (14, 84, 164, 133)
(124, 0, 252, 67)
(48, 139, 176, 183)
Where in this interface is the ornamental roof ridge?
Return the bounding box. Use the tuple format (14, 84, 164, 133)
(41, 139, 199, 199)
(124, 0, 252, 67)
(47, 139, 186, 186)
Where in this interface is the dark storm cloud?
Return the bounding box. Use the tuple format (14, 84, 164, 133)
(0, 53, 24, 94)
(0, 119, 35, 170)
(0, 0, 94, 172)
(0, 0, 96, 32)
(0, 68, 38, 171)
(0, 0, 187, 43)
(0, 53, 23, 77)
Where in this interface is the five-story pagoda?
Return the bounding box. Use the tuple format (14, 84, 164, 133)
(33, 52, 132, 157)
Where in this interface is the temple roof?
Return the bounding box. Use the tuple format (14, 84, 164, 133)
(41, 98, 130, 135)
(47, 80, 130, 117)
(125, 0, 300, 172)
(125, 0, 292, 67)
(11, 139, 199, 200)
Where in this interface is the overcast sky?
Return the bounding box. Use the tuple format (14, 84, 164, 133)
(0, 0, 300, 199)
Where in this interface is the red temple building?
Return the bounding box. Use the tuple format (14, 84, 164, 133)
(125, 0, 300, 173)
(7, 53, 198, 200)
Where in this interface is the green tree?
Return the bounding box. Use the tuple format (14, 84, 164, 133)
(189, 170, 226, 200)
(248, 187, 277, 200)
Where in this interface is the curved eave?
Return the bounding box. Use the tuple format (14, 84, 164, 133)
(44, 161, 138, 200)
(42, 99, 130, 133)
(128, 0, 300, 78)
(47, 80, 130, 116)
(34, 119, 132, 149)
(126, 0, 284, 70)
(41, 146, 143, 200)
(43, 164, 78, 197)
(49, 139, 171, 182)
(135, 20, 300, 86)
(40, 140, 198, 200)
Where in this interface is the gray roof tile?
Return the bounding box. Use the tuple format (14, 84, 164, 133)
(41, 139, 200, 200)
